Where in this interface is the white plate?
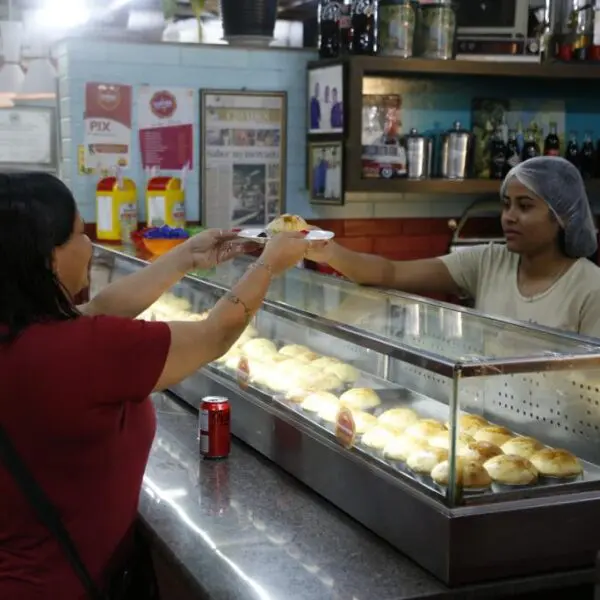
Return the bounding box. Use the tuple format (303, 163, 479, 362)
(235, 228, 335, 244)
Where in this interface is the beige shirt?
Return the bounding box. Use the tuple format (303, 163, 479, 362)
(440, 244, 600, 339)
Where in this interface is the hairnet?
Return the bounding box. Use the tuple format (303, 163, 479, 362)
(500, 156, 597, 258)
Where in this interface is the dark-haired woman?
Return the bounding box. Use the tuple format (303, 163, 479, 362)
(308, 157, 600, 337)
(0, 172, 308, 599)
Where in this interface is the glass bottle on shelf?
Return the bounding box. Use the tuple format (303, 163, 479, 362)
(339, 0, 352, 54)
(351, 0, 378, 55)
(489, 128, 508, 180)
(565, 131, 580, 168)
(318, 0, 341, 58)
(521, 129, 540, 162)
(544, 122, 560, 156)
(504, 129, 521, 176)
(580, 131, 595, 179)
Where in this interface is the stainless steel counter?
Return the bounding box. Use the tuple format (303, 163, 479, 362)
(140, 393, 596, 600)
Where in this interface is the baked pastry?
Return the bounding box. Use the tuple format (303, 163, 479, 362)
(431, 458, 492, 489)
(406, 447, 448, 474)
(276, 359, 306, 375)
(242, 338, 278, 359)
(404, 419, 447, 441)
(301, 391, 339, 413)
(449, 414, 489, 436)
(317, 401, 342, 423)
(483, 454, 539, 486)
(501, 436, 544, 459)
(312, 373, 343, 392)
(339, 388, 381, 410)
(352, 410, 378, 434)
(529, 448, 583, 478)
(474, 425, 513, 447)
(324, 362, 360, 384)
(383, 435, 430, 462)
(429, 431, 474, 451)
(289, 365, 324, 391)
(377, 408, 418, 432)
(458, 440, 503, 464)
(311, 357, 341, 370)
(279, 344, 318, 361)
(361, 426, 398, 450)
(266, 213, 309, 234)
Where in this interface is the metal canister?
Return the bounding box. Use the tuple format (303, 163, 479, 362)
(199, 396, 231, 459)
(406, 128, 432, 179)
(378, 0, 418, 58)
(440, 121, 473, 180)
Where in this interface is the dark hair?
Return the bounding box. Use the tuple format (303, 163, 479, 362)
(0, 172, 80, 342)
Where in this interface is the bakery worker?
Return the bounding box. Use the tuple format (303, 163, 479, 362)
(307, 156, 600, 338)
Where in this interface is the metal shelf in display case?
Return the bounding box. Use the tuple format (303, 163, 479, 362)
(91, 244, 600, 586)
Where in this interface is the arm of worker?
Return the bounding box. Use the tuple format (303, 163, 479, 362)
(81, 230, 249, 318)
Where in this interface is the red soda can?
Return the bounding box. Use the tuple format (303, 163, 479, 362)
(199, 396, 231, 459)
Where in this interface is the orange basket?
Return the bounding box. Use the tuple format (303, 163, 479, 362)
(142, 238, 186, 256)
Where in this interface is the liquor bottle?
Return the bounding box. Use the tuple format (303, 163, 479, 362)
(318, 0, 341, 58)
(351, 0, 378, 55)
(504, 129, 521, 176)
(339, 0, 352, 54)
(521, 129, 540, 162)
(489, 128, 507, 180)
(516, 120, 525, 155)
(544, 122, 560, 156)
(565, 131, 580, 169)
(580, 131, 595, 179)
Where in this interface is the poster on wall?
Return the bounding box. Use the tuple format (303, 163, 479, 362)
(201, 90, 287, 229)
(307, 64, 344, 135)
(138, 86, 194, 170)
(83, 82, 132, 172)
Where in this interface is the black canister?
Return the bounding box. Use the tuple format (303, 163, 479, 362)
(220, 0, 278, 39)
(378, 0, 420, 58)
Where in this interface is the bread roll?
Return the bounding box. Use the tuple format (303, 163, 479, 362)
(324, 362, 360, 384)
(311, 373, 343, 392)
(406, 447, 448, 474)
(339, 388, 381, 410)
(361, 426, 398, 450)
(429, 432, 474, 451)
(301, 391, 339, 413)
(267, 213, 308, 233)
(501, 436, 544, 459)
(311, 357, 341, 370)
(289, 365, 323, 391)
(352, 410, 378, 434)
(317, 401, 342, 423)
(276, 359, 307, 375)
(458, 440, 503, 464)
(404, 419, 447, 441)
(450, 414, 489, 436)
(529, 448, 583, 478)
(431, 458, 492, 489)
(483, 454, 538, 486)
(279, 344, 314, 359)
(474, 425, 513, 447)
(242, 338, 277, 359)
(377, 408, 418, 432)
(383, 435, 429, 462)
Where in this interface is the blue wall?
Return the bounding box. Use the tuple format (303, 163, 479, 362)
(57, 39, 316, 223)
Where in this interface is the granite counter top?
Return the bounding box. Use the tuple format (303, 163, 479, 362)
(140, 393, 595, 600)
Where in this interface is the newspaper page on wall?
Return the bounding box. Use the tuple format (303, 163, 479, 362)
(201, 90, 287, 229)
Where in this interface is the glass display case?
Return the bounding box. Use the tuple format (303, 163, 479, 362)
(91, 244, 600, 586)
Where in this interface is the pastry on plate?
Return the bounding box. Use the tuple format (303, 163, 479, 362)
(324, 362, 360, 384)
(449, 414, 489, 436)
(458, 440, 503, 464)
(266, 213, 309, 233)
(361, 426, 398, 451)
(377, 407, 418, 432)
(404, 419, 447, 441)
(406, 447, 448, 474)
(529, 448, 583, 478)
(431, 458, 492, 489)
(242, 338, 278, 359)
(483, 454, 539, 486)
(339, 388, 381, 410)
(501, 436, 544, 459)
(301, 391, 339, 413)
(474, 425, 513, 447)
(429, 431, 474, 451)
(383, 435, 429, 462)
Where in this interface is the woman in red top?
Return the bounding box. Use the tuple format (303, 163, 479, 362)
(0, 172, 308, 599)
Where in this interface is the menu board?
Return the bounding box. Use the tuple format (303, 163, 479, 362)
(0, 107, 55, 168)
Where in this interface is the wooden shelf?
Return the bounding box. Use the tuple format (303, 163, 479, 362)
(310, 56, 600, 80)
(350, 178, 600, 195)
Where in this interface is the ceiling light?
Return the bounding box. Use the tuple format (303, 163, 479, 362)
(18, 58, 57, 99)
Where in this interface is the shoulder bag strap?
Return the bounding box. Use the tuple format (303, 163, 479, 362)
(0, 425, 105, 600)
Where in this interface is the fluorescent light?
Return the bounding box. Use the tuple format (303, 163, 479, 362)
(18, 58, 57, 99)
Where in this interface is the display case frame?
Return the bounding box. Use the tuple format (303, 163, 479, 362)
(91, 244, 600, 586)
